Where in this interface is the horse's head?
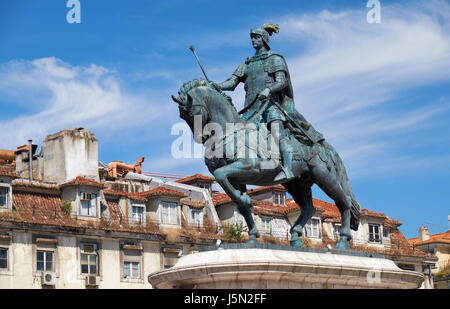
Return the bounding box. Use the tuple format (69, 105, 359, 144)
(171, 79, 211, 143)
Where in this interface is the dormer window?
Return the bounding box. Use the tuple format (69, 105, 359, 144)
(79, 192, 97, 217)
(274, 192, 285, 205)
(131, 203, 146, 224)
(0, 187, 8, 208)
(197, 183, 211, 192)
(0, 183, 11, 211)
(304, 218, 321, 238)
(368, 223, 382, 243)
(160, 201, 179, 225)
(188, 208, 203, 226)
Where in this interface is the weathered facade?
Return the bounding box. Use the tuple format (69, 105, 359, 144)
(409, 222, 450, 289)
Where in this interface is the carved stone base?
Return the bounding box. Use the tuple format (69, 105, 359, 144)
(148, 244, 424, 289)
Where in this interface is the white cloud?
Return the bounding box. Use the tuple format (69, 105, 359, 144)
(0, 57, 166, 149)
(274, 1, 450, 177)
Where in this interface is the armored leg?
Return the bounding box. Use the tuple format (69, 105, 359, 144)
(271, 120, 294, 182)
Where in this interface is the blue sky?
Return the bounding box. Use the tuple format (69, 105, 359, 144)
(0, 0, 449, 238)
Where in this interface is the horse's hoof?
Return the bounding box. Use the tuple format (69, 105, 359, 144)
(335, 237, 349, 250)
(247, 235, 257, 244)
(290, 238, 303, 247)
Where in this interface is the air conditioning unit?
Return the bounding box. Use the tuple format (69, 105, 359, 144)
(85, 275, 100, 287)
(41, 272, 56, 286)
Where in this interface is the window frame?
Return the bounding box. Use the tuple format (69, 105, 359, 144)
(188, 207, 203, 226)
(78, 190, 98, 218)
(80, 242, 100, 277)
(0, 183, 12, 211)
(0, 247, 8, 270)
(260, 216, 272, 235)
(274, 192, 285, 205)
(304, 218, 321, 238)
(160, 201, 179, 226)
(120, 242, 144, 282)
(368, 223, 382, 243)
(36, 250, 54, 272)
(130, 202, 146, 225)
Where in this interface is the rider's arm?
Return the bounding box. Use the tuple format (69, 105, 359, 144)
(216, 75, 240, 91)
(268, 71, 288, 94)
(216, 63, 245, 91)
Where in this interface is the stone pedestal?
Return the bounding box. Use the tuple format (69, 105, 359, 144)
(148, 244, 424, 289)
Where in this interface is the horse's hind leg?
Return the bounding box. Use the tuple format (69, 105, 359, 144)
(213, 160, 260, 242)
(315, 176, 353, 249)
(284, 179, 314, 247)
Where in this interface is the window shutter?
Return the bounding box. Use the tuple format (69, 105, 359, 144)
(170, 204, 178, 225)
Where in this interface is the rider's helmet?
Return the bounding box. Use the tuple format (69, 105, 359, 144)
(250, 23, 279, 50)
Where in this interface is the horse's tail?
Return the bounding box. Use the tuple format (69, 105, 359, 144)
(350, 198, 361, 231)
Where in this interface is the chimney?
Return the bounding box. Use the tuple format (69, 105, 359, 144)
(418, 225, 430, 242)
(448, 215, 450, 231)
(28, 139, 33, 180)
(42, 129, 99, 183)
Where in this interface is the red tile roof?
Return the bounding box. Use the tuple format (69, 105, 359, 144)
(389, 230, 430, 258)
(0, 191, 166, 236)
(180, 198, 205, 209)
(361, 209, 387, 218)
(253, 200, 298, 217)
(103, 189, 147, 202)
(409, 231, 450, 246)
(12, 179, 60, 192)
(212, 192, 232, 206)
(137, 186, 186, 198)
(0, 166, 17, 177)
(175, 174, 215, 184)
(383, 218, 403, 228)
(212, 192, 298, 216)
(60, 177, 104, 188)
(247, 185, 286, 196)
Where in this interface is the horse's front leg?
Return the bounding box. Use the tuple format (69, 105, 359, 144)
(213, 160, 260, 243)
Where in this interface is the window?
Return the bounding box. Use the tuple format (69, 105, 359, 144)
(383, 227, 390, 238)
(124, 261, 140, 278)
(368, 224, 381, 243)
(162, 247, 181, 269)
(274, 192, 285, 205)
(131, 203, 145, 224)
(333, 223, 341, 239)
(160, 202, 178, 225)
(0, 248, 7, 269)
(36, 250, 54, 271)
(188, 208, 203, 226)
(0, 187, 8, 208)
(79, 192, 97, 217)
(121, 244, 143, 280)
(81, 243, 99, 276)
(304, 218, 321, 238)
(198, 183, 211, 191)
(260, 217, 272, 235)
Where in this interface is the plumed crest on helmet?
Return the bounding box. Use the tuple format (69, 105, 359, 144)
(262, 23, 279, 36)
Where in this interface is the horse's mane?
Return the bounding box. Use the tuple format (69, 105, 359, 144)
(177, 78, 209, 103)
(177, 78, 238, 113)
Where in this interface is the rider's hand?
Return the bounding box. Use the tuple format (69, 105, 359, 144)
(210, 82, 222, 92)
(258, 88, 271, 100)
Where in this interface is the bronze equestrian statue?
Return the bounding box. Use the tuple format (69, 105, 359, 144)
(172, 24, 361, 249)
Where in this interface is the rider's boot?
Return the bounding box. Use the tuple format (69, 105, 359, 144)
(274, 138, 294, 182)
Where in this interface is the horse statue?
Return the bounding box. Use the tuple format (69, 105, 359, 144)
(172, 79, 361, 249)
